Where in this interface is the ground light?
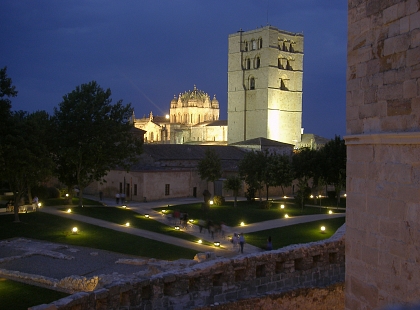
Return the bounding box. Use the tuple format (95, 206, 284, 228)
(144, 214, 149, 218)
(174, 226, 180, 230)
(72, 227, 78, 234)
(310, 195, 313, 198)
(280, 204, 285, 209)
(214, 241, 220, 247)
(189, 219, 194, 223)
(125, 222, 130, 227)
(285, 214, 289, 218)
(240, 222, 245, 226)
(210, 200, 214, 205)
(37, 202, 42, 208)
(198, 239, 202, 244)
(122, 205, 127, 209)
(161, 209, 166, 214)
(329, 210, 333, 214)
(321, 226, 326, 233)
(67, 208, 72, 213)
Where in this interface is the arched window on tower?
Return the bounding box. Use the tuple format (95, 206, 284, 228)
(243, 40, 248, 51)
(249, 77, 255, 90)
(278, 58, 284, 69)
(255, 56, 261, 69)
(290, 43, 294, 53)
(280, 79, 288, 91)
(246, 58, 251, 70)
(251, 39, 256, 50)
(283, 42, 288, 52)
(286, 60, 293, 70)
(258, 38, 263, 49)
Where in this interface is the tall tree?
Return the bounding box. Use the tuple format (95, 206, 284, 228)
(0, 67, 17, 173)
(197, 148, 222, 195)
(52, 81, 143, 206)
(268, 153, 293, 198)
(319, 136, 346, 206)
(2, 111, 55, 222)
(223, 175, 242, 207)
(238, 151, 265, 200)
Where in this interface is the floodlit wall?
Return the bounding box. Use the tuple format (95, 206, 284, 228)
(345, 0, 420, 308)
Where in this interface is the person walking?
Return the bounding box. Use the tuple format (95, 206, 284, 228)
(239, 233, 245, 254)
(266, 236, 273, 251)
(115, 193, 120, 204)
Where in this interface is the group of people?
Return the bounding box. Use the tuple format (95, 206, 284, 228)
(230, 233, 246, 253)
(115, 193, 126, 204)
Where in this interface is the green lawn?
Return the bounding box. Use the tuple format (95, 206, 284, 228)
(65, 206, 213, 246)
(0, 212, 198, 260)
(156, 200, 344, 227)
(0, 278, 69, 310)
(245, 217, 346, 250)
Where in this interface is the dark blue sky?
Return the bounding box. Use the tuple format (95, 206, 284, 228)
(1, 1, 347, 139)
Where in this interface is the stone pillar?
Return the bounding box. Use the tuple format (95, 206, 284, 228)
(346, 0, 420, 309)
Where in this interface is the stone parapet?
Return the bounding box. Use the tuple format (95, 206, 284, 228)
(29, 225, 345, 310)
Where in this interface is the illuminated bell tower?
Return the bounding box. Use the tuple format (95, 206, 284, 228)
(227, 26, 304, 145)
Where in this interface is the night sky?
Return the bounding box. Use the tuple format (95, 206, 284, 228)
(1, 1, 347, 139)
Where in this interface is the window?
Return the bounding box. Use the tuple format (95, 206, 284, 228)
(255, 56, 260, 69)
(249, 77, 255, 90)
(278, 58, 284, 69)
(283, 42, 288, 52)
(290, 43, 294, 53)
(258, 38, 263, 49)
(286, 60, 293, 70)
(243, 40, 248, 51)
(252, 40, 256, 50)
(280, 79, 287, 90)
(246, 58, 250, 70)
(165, 184, 170, 196)
(134, 184, 137, 196)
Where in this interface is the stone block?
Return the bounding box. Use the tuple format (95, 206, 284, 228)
(383, 3, 399, 24)
(403, 79, 418, 98)
(410, 10, 420, 31)
(407, 46, 420, 67)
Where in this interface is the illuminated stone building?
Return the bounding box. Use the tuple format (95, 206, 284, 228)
(227, 26, 304, 145)
(133, 85, 227, 144)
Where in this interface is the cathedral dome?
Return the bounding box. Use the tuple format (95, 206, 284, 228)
(180, 85, 210, 104)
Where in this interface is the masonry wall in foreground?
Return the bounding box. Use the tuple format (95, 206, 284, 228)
(346, 0, 420, 308)
(29, 228, 345, 310)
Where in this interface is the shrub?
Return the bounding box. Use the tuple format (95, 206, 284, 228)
(259, 200, 272, 209)
(213, 195, 225, 206)
(48, 187, 60, 199)
(327, 191, 336, 199)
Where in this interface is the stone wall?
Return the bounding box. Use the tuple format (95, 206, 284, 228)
(346, 0, 420, 308)
(29, 226, 345, 310)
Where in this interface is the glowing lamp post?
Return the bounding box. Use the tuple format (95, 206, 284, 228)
(145, 214, 149, 218)
(240, 222, 245, 226)
(72, 227, 78, 234)
(125, 222, 130, 227)
(67, 208, 72, 213)
(210, 200, 214, 205)
(280, 204, 285, 209)
(174, 225, 180, 230)
(328, 210, 333, 214)
(321, 226, 326, 233)
(198, 239, 203, 244)
(284, 214, 289, 218)
(214, 241, 221, 247)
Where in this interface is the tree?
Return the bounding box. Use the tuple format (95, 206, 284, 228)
(319, 136, 346, 206)
(238, 151, 265, 200)
(223, 175, 242, 207)
(268, 153, 293, 197)
(1, 111, 55, 222)
(52, 81, 143, 206)
(197, 148, 222, 196)
(292, 148, 318, 210)
(0, 67, 17, 174)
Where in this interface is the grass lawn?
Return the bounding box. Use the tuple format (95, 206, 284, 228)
(0, 278, 69, 310)
(245, 217, 346, 250)
(43, 197, 102, 206)
(0, 212, 198, 260)
(156, 200, 345, 227)
(64, 206, 213, 246)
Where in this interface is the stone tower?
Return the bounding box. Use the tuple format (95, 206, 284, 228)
(227, 26, 304, 145)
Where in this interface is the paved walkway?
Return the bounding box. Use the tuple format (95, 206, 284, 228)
(40, 195, 345, 257)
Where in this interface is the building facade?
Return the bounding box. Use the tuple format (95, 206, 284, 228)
(227, 26, 304, 145)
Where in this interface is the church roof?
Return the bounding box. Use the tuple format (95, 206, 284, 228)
(192, 120, 227, 127)
(230, 137, 294, 147)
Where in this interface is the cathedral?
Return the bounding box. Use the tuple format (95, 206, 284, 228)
(133, 26, 324, 150)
